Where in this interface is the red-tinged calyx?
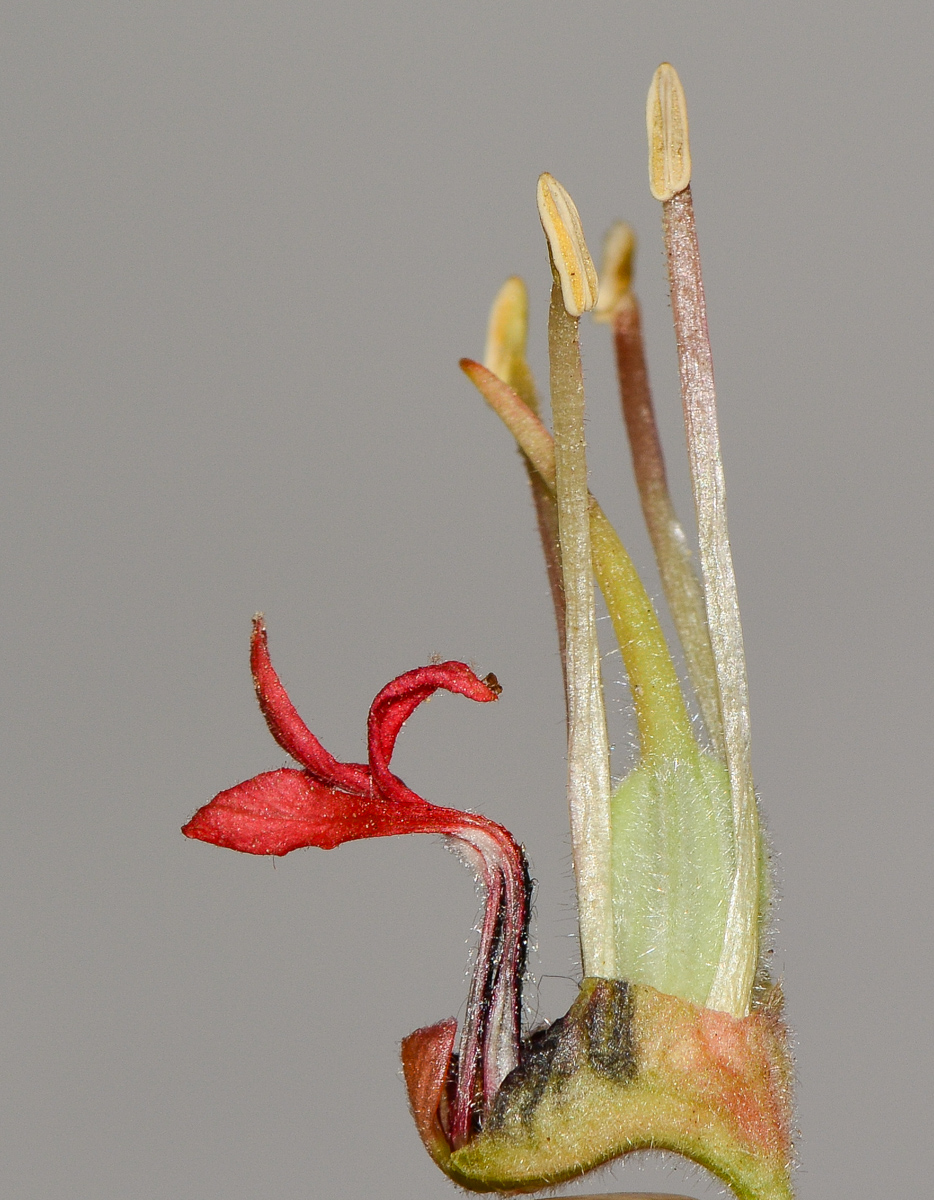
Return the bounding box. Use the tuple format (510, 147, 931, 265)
(183, 619, 530, 1150)
(406, 979, 793, 1200)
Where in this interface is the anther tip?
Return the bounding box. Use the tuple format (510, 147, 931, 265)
(536, 172, 598, 317)
(484, 276, 528, 378)
(647, 62, 692, 201)
(593, 221, 636, 323)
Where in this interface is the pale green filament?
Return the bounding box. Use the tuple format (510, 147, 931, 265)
(546, 276, 615, 980)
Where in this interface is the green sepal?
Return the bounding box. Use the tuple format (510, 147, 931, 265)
(411, 979, 793, 1200)
(611, 751, 735, 1006)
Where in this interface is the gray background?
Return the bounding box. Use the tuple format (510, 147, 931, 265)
(1, 3, 931, 1198)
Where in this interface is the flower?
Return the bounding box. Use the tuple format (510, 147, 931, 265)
(185, 62, 796, 1200)
(183, 616, 531, 1150)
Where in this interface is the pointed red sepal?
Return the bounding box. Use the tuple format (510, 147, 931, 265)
(182, 769, 335, 854)
(401, 1019, 458, 1164)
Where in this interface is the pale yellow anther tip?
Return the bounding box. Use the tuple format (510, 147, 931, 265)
(647, 62, 692, 201)
(536, 172, 598, 317)
(483, 276, 528, 379)
(592, 221, 636, 324)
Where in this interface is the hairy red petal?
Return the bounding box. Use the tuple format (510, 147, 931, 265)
(182, 768, 488, 855)
(368, 662, 500, 801)
(250, 618, 370, 794)
(401, 1019, 457, 1163)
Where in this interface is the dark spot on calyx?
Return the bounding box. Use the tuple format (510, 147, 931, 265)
(582, 978, 636, 1082)
(487, 978, 636, 1129)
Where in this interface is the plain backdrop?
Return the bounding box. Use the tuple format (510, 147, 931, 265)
(1, 4, 931, 1199)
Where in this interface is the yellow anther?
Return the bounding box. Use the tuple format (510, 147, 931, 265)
(593, 221, 636, 323)
(483, 276, 528, 381)
(647, 63, 692, 201)
(536, 173, 598, 317)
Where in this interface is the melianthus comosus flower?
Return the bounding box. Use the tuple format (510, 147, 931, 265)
(184, 64, 794, 1200)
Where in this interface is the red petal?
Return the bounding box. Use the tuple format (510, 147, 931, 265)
(401, 1019, 457, 1162)
(368, 662, 500, 802)
(182, 768, 477, 856)
(250, 618, 370, 794)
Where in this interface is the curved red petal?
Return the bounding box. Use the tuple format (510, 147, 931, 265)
(250, 617, 370, 794)
(367, 662, 500, 801)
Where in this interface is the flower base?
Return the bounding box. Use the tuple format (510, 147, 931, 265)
(403, 980, 793, 1200)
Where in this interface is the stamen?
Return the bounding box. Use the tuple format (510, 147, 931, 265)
(536, 173, 598, 317)
(647, 62, 692, 202)
(595, 224, 725, 761)
(592, 220, 635, 322)
(483, 276, 533, 394)
(538, 177, 613, 977)
(649, 63, 760, 1017)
